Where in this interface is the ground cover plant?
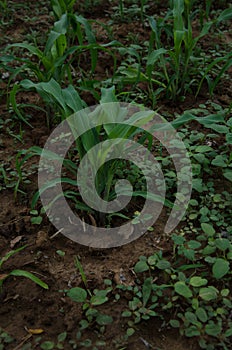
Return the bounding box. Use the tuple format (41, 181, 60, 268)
(0, 0, 232, 349)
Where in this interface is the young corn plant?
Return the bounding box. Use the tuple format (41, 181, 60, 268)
(0, 246, 49, 293)
(15, 82, 159, 227)
(5, 12, 118, 125)
(51, 0, 76, 19)
(0, 0, 9, 24)
(5, 12, 113, 84)
(113, 0, 148, 24)
(146, 0, 232, 100)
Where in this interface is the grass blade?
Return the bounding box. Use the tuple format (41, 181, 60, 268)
(10, 270, 49, 289)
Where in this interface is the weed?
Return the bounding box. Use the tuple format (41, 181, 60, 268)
(63, 258, 113, 348)
(119, 227, 232, 349)
(0, 328, 14, 350)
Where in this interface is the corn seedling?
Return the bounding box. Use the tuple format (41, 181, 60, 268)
(146, 1, 232, 100)
(51, 0, 76, 19)
(0, 246, 49, 292)
(6, 13, 102, 83)
(0, 0, 9, 24)
(14, 82, 160, 226)
(75, 257, 91, 296)
(3, 4, 117, 81)
(111, 0, 148, 24)
(5, 11, 118, 124)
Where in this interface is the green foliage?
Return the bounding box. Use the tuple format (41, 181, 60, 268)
(146, 1, 232, 100)
(112, 106, 232, 348)
(117, 213, 232, 349)
(0, 328, 14, 349)
(0, 246, 49, 291)
(108, 2, 232, 104)
(16, 86, 158, 226)
(51, 0, 76, 19)
(110, 0, 148, 23)
(1, 1, 232, 349)
(65, 257, 113, 342)
(4, 11, 117, 86)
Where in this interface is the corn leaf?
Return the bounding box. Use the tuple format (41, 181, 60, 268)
(10, 270, 48, 289)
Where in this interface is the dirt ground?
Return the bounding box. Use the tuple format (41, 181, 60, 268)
(0, 1, 232, 349)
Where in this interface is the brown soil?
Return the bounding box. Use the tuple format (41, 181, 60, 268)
(0, 1, 231, 349)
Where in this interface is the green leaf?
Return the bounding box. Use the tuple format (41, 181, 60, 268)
(187, 241, 201, 249)
(170, 319, 180, 328)
(225, 327, 232, 338)
(9, 84, 32, 126)
(205, 322, 222, 337)
(147, 48, 167, 66)
(67, 287, 87, 302)
(212, 258, 230, 279)
(216, 8, 232, 23)
(41, 341, 55, 350)
(100, 86, 117, 103)
(56, 250, 65, 257)
(172, 234, 185, 245)
(215, 238, 230, 251)
(221, 288, 229, 297)
(126, 328, 135, 337)
(174, 281, 192, 298)
(184, 249, 195, 261)
(193, 153, 206, 164)
(192, 178, 203, 192)
(199, 286, 218, 301)
(226, 133, 232, 144)
(184, 326, 200, 337)
(62, 84, 85, 113)
(80, 339, 92, 347)
(202, 245, 216, 255)
(95, 340, 106, 346)
(211, 155, 227, 167)
(96, 313, 113, 325)
(189, 199, 198, 206)
(134, 260, 149, 273)
(196, 307, 208, 323)
(185, 311, 198, 325)
(31, 216, 43, 225)
(30, 210, 38, 215)
(90, 295, 108, 306)
(129, 297, 141, 311)
(206, 124, 229, 134)
(0, 245, 27, 269)
(191, 298, 199, 310)
(195, 145, 213, 153)
(10, 270, 48, 289)
(79, 319, 89, 330)
(189, 277, 208, 287)
(224, 171, 232, 182)
(75, 257, 88, 291)
(156, 260, 171, 270)
(147, 255, 158, 266)
(57, 332, 67, 342)
(8, 42, 43, 58)
(142, 278, 152, 306)
(201, 223, 215, 236)
(121, 310, 132, 317)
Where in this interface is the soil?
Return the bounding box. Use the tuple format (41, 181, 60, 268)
(0, 1, 231, 349)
